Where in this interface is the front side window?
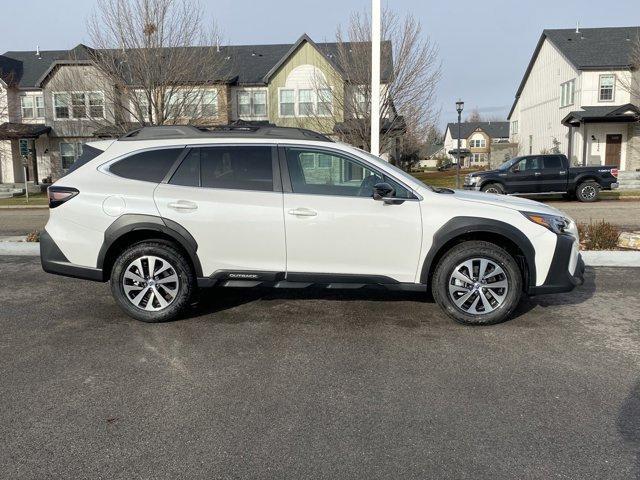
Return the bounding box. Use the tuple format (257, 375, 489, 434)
(109, 148, 182, 183)
(279, 89, 295, 116)
(599, 74, 615, 102)
(514, 156, 542, 171)
(285, 147, 411, 198)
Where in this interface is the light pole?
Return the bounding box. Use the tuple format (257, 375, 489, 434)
(455, 100, 464, 189)
(370, 0, 381, 156)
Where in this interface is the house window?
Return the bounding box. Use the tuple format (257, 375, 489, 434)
(237, 90, 267, 117)
(298, 89, 314, 116)
(511, 120, 518, 135)
(354, 88, 368, 115)
(317, 89, 332, 116)
(133, 91, 151, 121)
(560, 79, 575, 107)
(53, 92, 104, 119)
(279, 89, 295, 116)
(60, 142, 83, 170)
(35, 96, 45, 118)
(469, 139, 486, 148)
(200, 90, 218, 117)
(53, 93, 70, 119)
(20, 96, 34, 119)
(599, 74, 615, 102)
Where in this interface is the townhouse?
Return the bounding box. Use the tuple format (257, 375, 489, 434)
(443, 121, 511, 168)
(0, 35, 400, 184)
(508, 27, 640, 173)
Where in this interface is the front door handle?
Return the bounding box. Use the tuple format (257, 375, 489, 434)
(168, 200, 198, 211)
(288, 208, 318, 217)
(534, 172, 541, 176)
(559, 171, 566, 175)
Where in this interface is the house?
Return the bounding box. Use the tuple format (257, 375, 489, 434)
(0, 35, 401, 184)
(416, 142, 445, 169)
(508, 26, 640, 172)
(443, 121, 511, 167)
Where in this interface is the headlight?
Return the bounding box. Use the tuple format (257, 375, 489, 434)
(521, 212, 570, 234)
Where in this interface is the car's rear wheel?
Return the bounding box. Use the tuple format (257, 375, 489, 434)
(481, 183, 505, 194)
(110, 241, 195, 322)
(576, 181, 600, 202)
(432, 241, 522, 326)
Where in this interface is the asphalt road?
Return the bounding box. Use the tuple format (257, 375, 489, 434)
(1, 199, 639, 238)
(1, 256, 640, 479)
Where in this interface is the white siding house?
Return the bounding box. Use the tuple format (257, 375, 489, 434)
(508, 27, 640, 172)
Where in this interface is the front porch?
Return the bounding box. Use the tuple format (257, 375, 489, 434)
(0, 123, 51, 184)
(562, 104, 640, 171)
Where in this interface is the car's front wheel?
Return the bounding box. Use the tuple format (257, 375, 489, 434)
(432, 241, 522, 326)
(110, 241, 195, 322)
(481, 183, 505, 194)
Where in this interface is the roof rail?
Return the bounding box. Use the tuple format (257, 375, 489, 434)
(118, 125, 334, 142)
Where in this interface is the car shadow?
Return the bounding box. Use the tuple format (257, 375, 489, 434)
(618, 379, 640, 479)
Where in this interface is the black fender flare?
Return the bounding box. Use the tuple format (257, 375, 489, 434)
(478, 178, 505, 191)
(97, 214, 203, 277)
(419, 216, 536, 287)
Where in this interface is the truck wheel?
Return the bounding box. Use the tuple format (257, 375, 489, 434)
(110, 240, 195, 322)
(576, 181, 600, 202)
(432, 241, 522, 326)
(481, 183, 504, 194)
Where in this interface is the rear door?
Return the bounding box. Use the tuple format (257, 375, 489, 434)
(154, 145, 286, 277)
(280, 145, 422, 283)
(506, 156, 542, 193)
(538, 155, 568, 192)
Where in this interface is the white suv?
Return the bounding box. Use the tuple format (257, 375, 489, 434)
(41, 125, 584, 325)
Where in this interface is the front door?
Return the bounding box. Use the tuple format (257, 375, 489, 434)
(506, 156, 542, 193)
(281, 146, 422, 284)
(605, 134, 622, 166)
(154, 145, 286, 277)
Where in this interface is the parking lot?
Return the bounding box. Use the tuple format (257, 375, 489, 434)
(1, 255, 640, 479)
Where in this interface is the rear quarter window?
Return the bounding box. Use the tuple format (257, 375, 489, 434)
(109, 148, 182, 183)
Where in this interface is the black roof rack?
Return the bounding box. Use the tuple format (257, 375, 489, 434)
(118, 125, 334, 142)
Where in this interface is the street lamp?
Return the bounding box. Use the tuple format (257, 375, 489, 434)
(455, 100, 464, 189)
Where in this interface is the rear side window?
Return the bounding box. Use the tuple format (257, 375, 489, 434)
(109, 148, 182, 183)
(170, 146, 274, 191)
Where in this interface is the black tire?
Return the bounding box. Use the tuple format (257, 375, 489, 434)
(432, 241, 522, 326)
(481, 183, 505, 194)
(110, 240, 195, 322)
(575, 181, 600, 202)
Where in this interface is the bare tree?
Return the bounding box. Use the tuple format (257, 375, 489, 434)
(305, 8, 440, 163)
(465, 108, 482, 123)
(82, 0, 227, 133)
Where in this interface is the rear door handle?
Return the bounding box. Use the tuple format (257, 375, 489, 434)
(559, 171, 566, 175)
(168, 200, 198, 211)
(534, 172, 541, 176)
(288, 208, 318, 217)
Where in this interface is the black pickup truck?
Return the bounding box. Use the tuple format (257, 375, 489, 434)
(463, 154, 619, 202)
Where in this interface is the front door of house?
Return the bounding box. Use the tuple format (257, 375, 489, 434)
(605, 134, 622, 166)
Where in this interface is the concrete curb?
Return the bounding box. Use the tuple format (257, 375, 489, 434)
(0, 242, 40, 256)
(1, 242, 639, 267)
(0, 205, 49, 210)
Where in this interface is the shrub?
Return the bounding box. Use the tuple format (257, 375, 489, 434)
(577, 220, 620, 250)
(26, 230, 40, 243)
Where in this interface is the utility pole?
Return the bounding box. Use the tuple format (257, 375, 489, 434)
(370, 0, 381, 156)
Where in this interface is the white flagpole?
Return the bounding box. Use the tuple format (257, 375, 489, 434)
(370, 0, 381, 156)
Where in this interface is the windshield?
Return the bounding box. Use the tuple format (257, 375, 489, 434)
(349, 146, 434, 191)
(498, 156, 523, 171)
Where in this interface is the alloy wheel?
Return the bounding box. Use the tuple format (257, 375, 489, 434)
(122, 255, 180, 311)
(581, 184, 597, 200)
(448, 258, 509, 315)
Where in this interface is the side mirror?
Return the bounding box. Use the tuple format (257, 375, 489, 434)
(373, 182, 396, 203)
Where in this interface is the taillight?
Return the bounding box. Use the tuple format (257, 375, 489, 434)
(611, 168, 619, 178)
(48, 186, 79, 208)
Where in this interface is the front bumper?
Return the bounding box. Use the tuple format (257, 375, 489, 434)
(463, 183, 481, 191)
(40, 229, 104, 282)
(528, 234, 584, 295)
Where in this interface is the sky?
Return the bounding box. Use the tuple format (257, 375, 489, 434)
(1, 0, 639, 131)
